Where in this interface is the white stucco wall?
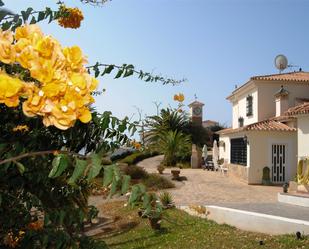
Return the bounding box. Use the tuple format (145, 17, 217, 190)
(248, 131, 297, 184)
(258, 81, 309, 121)
(231, 88, 258, 129)
(229, 80, 309, 128)
(219, 135, 231, 162)
(297, 115, 309, 158)
(219, 131, 297, 184)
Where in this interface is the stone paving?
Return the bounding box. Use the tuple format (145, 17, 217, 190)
(138, 155, 309, 221)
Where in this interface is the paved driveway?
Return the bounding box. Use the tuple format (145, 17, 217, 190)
(138, 155, 309, 221)
(138, 155, 281, 205)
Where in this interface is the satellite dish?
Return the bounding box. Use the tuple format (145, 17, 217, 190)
(274, 54, 288, 73)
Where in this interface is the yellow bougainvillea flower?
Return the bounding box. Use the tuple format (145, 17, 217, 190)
(0, 39, 15, 64)
(58, 6, 84, 29)
(63, 46, 85, 71)
(12, 125, 29, 132)
(0, 24, 97, 130)
(35, 36, 57, 59)
(173, 93, 185, 102)
(0, 72, 25, 107)
(15, 24, 43, 43)
(178, 93, 185, 102)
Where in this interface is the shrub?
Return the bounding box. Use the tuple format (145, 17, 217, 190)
(142, 173, 175, 190)
(159, 192, 174, 208)
(120, 151, 159, 165)
(124, 165, 148, 180)
(157, 164, 165, 174)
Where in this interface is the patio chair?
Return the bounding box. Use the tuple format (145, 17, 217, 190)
(218, 160, 228, 175)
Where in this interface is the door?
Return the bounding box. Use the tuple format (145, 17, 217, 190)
(271, 144, 286, 183)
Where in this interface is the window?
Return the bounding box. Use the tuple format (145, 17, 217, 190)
(246, 95, 253, 116)
(238, 117, 244, 127)
(230, 138, 247, 166)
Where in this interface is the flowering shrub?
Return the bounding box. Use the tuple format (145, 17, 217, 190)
(0, 2, 183, 248)
(0, 24, 97, 130)
(58, 5, 84, 29)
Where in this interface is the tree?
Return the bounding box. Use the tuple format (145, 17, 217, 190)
(0, 2, 184, 248)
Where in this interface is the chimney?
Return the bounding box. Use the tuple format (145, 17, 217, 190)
(275, 85, 289, 117)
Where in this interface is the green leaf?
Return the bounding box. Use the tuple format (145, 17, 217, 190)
(15, 161, 25, 174)
(121, 175, 131, 194)
(1, 21, 11, 31)
(37, 11, 45, 22)
(30, 16, 36, 24)
(101, 65, 114, 76)
(48, 155, 61, 178)
(53, 155, 69, 178)
(0, 1, 4, 7)
(87, 154, 103, 180)
(68, 159, 87, 184)
(109, 179, 118, 197)
(114, 69, 124, 79)
(103, 165, 114, 187)
(124, 69, 134, 77)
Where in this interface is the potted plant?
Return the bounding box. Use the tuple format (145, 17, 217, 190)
(157, 164, 165, 174)
(171, 169, 180, 180)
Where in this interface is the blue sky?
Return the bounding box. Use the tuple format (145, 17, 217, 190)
(6, 0, 309, 127)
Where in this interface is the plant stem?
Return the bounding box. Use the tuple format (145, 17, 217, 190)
(0, 150, 87, 165)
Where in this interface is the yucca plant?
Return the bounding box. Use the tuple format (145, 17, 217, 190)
(159, 192, 174, 208)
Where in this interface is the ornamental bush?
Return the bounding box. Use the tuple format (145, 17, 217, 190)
(0, 1, 183, 247)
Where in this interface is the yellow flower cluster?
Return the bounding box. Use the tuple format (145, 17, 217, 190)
(0, 24, 98, 130)
(131, 140, 141, 150)
(12, 125, 29, 132)
(27, 220, 44, 231)
(3, 231, 25, 248)
(58, 6, 84, 29)
(173, 93, 185, 102)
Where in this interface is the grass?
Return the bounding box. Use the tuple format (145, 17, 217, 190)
(96, 201, 309, 249)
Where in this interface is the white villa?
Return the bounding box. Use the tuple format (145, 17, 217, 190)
(218, 70, 309, 184)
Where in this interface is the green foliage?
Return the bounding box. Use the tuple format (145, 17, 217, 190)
(145, 108, 189, 143)
(159, 192, 174, 208)
(0, 6, 64, 31)
(88, 63, 186, 85)
(158, 130, 191, 166)
(186, 122, 209, 147)
(123, 165, 148, 180)
(142, 173, 175, 191)
(104, 207, 309, 249)
(120, 151, 159, 165)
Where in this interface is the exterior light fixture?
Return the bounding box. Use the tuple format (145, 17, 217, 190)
(243, 135, 249, 145)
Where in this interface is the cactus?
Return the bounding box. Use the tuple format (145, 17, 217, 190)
(297, 159, 309, 185)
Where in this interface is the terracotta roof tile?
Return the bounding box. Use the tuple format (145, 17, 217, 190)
(217, 119, 296, 135)
(251, 71, 309, 82)
(285, 102, 309, 115)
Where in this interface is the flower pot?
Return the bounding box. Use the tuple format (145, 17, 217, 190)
(171, 170, 180, 180)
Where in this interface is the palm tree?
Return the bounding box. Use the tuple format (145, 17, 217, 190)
(145, 108, 189, 145)
(157, 130, 191, 166)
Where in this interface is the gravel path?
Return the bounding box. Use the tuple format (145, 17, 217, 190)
(138, 155, 309, 221)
